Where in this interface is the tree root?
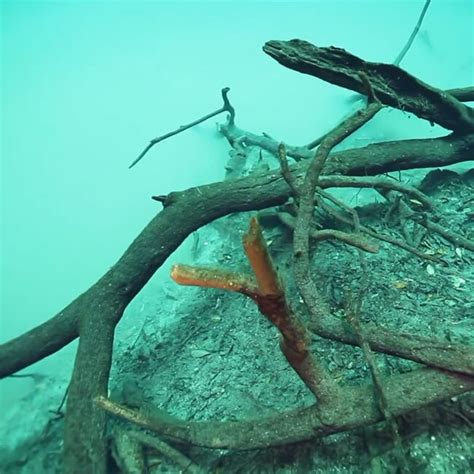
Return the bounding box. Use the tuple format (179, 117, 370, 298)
(95, 368, 473, 450)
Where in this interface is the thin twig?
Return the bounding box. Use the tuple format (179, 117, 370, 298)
(55, 383, 69, 415)
(384, 194, 474, 252)
(346, 308, 409, 473)
(293, 98, 382, 318)
(316, 198, 439, 261)
(130, 87, 235, 168)
(305, 0, 430, 150)
(394, 0, 432, 66)
(277, 143, 300, 199)
(316, 187, 361, 230)
(130, 430, 202, 473)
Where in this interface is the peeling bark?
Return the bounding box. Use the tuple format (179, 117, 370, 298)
(263, 39, 474, 133)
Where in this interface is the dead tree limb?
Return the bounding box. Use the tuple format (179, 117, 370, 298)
(278, 212, 379, 253)
(220, 118, 474, 168)
(1, 133, 473, 379)
(447, 87, 474, 102)
(293, 100, 382, 325)
(308, 313, 474, 377)
(130, 87, 235, 169)
(1, 56, 472, 471)
(96, 368, 473, 450)
(263, 39, 474, 133)
(172, 218, 342, 403)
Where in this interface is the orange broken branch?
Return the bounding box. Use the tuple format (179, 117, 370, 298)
(242, 216, 282, 295)
(171, 264, 258, 297)
(171, 217, 341, 403)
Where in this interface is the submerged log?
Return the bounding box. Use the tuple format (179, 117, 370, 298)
(263, 39, 474, 133)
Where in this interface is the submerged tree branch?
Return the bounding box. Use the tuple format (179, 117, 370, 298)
(447, 87, 474, 103)
(393, 0, 431, 66)
(293, 100, 382, 325)
(96, 368, 473, 450)
(130, 87, 235, 169)
(263, 39, 474, 133)
(309, 313, 474, 376)
(1, 133, 473, 379)
(220, 118, 474, 168)
(0, 34, 472, 471)
(173, 218, 342, 403)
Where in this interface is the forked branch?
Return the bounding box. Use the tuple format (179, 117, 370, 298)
(172, 217, 341, 403)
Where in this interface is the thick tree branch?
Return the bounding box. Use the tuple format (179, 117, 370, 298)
(293, 101, 382, 326)
(1, 133, 473, 378)
(309, 313, 474, 376)
(220, 120, 474, 169)
(447, 87, 474, 103)
(1, 122, 472, 474)
(96, 368, 473, 450)
(263, 39, 474, 133)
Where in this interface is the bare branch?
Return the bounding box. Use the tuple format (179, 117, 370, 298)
(130, 87, 235, 168)
(293, 102, 382, 323)
(2, 133, 471, 379)
(277, 212, 379, 253)
(172, 218, 342, 403)
(393, 0, 431, 66)
(96, 368, 474, 450)
(263, 40, 474, 133)
(129, 430, 201, 474)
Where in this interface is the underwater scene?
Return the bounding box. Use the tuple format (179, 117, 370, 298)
(1, 0, 473, 472)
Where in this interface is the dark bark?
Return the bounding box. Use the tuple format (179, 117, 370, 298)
(1, 31, 472, 472)
(97, 368, 473, 450)
(0, 133, 473, 378)
(64, 313, 116, 473)
(309, 314, 474, 376)
(0, 305, 79, 377)
(0, 130, 472, 473)
(447, 87, 474, 103)
(263, 39, 474, 133)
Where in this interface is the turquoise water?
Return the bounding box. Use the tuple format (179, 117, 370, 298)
(1, 1, 473, 472)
